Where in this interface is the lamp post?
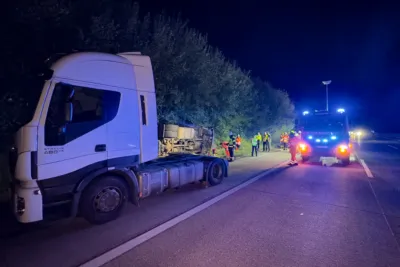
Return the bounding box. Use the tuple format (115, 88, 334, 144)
(322, 80, 331, 112)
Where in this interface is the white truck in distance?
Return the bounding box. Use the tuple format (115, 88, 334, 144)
(10, 52, 229, 225)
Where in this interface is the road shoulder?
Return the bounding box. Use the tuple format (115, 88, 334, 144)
(2, 151, 289, 267)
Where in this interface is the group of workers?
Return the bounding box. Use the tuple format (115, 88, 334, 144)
(221, 130, 301, 164)
(220, 133, 242, 161)
(251, 132, 272, 157)
(280, 132, 290, 150)
(221, 132, 273, 161)
(251, 130, 302, 164)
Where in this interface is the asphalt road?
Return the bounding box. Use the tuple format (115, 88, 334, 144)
(100, 136, 400, 267)
(3, 136, 400, 267)
(0, 150, 289, 267)
(355, 137, 400, 234)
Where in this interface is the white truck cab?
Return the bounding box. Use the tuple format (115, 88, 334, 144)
(10, 52, 228, 224)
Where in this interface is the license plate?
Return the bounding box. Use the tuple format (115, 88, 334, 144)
(316, 146, 328, 148)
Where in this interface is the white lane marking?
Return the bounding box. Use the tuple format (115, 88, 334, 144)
(353, 152, 374, 178)
(366, 176, 400, 253)
(355, 151, 400, 251)
(388, 145, 399, 150)
(80, 161, 289, 267)
(359, 159, 374, 178)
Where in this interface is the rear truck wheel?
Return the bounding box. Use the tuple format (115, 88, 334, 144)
(79, 176, 129, 225)
(207, 159, 224, 186)
(341, 157, 350, 166)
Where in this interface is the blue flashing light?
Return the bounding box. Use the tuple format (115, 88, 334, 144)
(337, 108, 345, 113)
(323, 139, 328, 143)
(316, 139, 321, 143)
(308, 135, 313, 140)
(331, 135, 337, 140)
(303, 111, 309, 115)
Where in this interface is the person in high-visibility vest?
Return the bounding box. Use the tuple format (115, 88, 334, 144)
(236, 134, 242, 150)
(282, 132, 289, 150)
(289, 132, 301, 164)
(251, 135, 258, 157)
(228, 135, 236, 161)
(280, 132, 285, 149)
(256, 132, 262, 150)
(266, 132, 272, 152)
(221, 141, 230, 159)
(262, 132, 269, 152)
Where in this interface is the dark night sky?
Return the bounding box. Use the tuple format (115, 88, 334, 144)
(138, 0, 400, 132)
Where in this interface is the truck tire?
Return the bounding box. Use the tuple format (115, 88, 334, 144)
(207, 159, 224, 186)
(302, 156, 310, 163)
(165, 124, 179, 132)
(79, 176, 128, 225)
(164, 130, 178, 138)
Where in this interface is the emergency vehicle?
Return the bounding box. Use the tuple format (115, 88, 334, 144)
(296, 109, 351, 165)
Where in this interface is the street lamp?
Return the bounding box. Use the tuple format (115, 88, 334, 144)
(322, 80, 331, 112)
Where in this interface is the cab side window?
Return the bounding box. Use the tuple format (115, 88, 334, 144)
(45, 83, 120, 146)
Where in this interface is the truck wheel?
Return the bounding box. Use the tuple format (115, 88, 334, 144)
(302, 156, 310, 163)
(79, 176, 128, 225)
(207, 160, 224, 186)
(341, 157, 350, 166)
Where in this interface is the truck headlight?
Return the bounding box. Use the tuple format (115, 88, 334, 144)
(16, 196, 25, 215)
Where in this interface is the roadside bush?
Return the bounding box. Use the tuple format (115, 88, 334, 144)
(0, 0, 295, 189)
(0, 1, 294, 142)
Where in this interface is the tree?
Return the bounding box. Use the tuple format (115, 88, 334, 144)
(0, 0, 295, 144)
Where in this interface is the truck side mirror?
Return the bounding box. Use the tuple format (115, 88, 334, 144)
(65, 102, 73, 122)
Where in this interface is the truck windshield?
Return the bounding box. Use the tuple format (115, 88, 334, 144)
(302, 115, 346, 132)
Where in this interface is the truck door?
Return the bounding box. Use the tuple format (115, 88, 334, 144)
(37, 81, 118, 184)
(105, 88, 141, 165)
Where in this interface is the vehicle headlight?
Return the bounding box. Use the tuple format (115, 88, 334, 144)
(299, 143, 307, 151)
(338, 144, 348, 153)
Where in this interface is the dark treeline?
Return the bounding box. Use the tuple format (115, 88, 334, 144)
(0, 0, 295, 143)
